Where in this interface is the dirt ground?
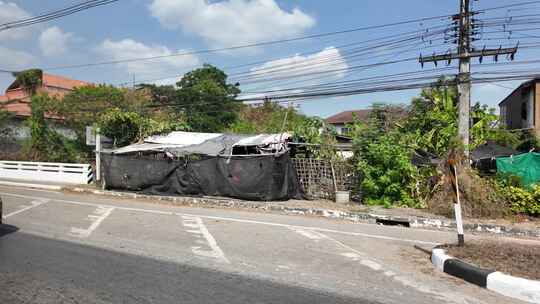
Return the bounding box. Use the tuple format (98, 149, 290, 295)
(444, 241, 540, 280)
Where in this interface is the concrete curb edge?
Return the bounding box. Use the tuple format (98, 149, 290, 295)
(431, 248, 540, 303)
(0, 180, 62, 191)
(61, 186, 540, 239)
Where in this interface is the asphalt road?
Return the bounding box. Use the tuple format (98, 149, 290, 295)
(0, 186, 526, 304)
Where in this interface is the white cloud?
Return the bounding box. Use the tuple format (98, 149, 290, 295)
(0, 1, 32, 41)
(96, 38, 200, 83)
(0, 46, 35, 69)
(149, 0, 315, 47)
(249, 46, 348, 80)
(39, 26, 73, 57)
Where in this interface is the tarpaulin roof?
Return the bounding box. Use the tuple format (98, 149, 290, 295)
(111, 131, 292, 157)
(471, 141, 518, 161)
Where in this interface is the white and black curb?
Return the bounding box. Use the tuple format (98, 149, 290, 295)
(431, 248, 540, 303)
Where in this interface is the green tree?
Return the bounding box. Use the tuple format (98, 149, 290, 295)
(11, 69, 43, 95)
(25, 94, 78, 162)
(0, 109, 14, 145)
(174, 64, 241, 132)
(470, 103, 520, 148)
(229, 101, 307, 134)
(49, 84, 157, 156)
(349, 106, 423, 207)
(404, 80, 458, 156)
(98, 108, 188, 147)
(53, 85, 127, 141)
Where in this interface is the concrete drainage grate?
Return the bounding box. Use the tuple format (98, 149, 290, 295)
(375, 218, 410, 228)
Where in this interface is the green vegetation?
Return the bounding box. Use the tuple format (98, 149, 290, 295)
(507, 185, 540, 216)
(0, 108, 13, 145)
(174, 64, 241, 132)
(98, 108, 188, 147)
(6, 66, 538, 218)
(347, 78, 523, 211)
(25, 94, 79, 162)
(11, 69, 42, 95)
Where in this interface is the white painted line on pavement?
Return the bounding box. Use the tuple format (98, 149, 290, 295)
(2, 199, 49, 219)
(0, 191, 438, 245)
(70, 206, 115, 238)
(182, 215, 230, 264)
(288, 227, 325, 240)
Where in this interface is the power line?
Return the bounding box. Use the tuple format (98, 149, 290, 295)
(36, 13, 453, 71)
(0, 0, 120, 31)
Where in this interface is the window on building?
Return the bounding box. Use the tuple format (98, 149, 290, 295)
(341, 127, 351, 135)
(500, 105, 507, 126)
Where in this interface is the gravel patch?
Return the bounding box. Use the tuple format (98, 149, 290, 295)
(444, 241, 540, 280)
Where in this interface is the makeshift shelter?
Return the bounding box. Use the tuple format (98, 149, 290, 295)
(471, 141, 518, 173)
(496, 152, 540, 187)
(101, 131, 303, 201)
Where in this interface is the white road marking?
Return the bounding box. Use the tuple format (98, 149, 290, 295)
(2, 199, 49, 219)
(181, 215, 230, 264)
(360, 259, 382, 271)
(0, 191, 438, 245)
(293, 227, 475, 304)
(289, 227, 325, 240)
(0, 181, 61, 191)
(70, 206, 114, 238)
(0, 185, 60, 194)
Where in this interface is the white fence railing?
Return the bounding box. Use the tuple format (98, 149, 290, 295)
(0, 161, 93, 184)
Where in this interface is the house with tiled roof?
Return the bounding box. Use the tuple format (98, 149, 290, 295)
(0, 73, 90, 119)
(0, 73, 91, 139)
(325, 109, 371, 135)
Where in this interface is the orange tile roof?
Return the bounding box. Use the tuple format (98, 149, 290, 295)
(1, 102, 30, 117)
(42, 73, 90, 90)
(0, 73, 91, 120)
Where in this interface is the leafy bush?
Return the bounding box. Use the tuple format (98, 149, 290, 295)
(356, 133, 422, 207)
(507, 185, 540, 216)
(0, 108, 14, 144)
(98, 108, 188, 147)
(24, 94, 81, 162)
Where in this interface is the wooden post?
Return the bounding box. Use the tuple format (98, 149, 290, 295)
(330, 160, 338, 193)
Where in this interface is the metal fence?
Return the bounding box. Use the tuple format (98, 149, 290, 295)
(292, 158, 358, 200)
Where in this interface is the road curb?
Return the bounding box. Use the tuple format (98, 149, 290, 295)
(0, 180, 62, 191)
(62, 186, 540, 239)
(431, 248, 540, 303)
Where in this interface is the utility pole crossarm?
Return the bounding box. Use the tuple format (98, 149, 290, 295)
(419, 46, 518, 65)
(418, 0, 519, 158)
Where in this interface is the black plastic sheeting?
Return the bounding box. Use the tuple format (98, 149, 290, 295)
(471, 141, 519, 174)
(101, 153, 303, 201)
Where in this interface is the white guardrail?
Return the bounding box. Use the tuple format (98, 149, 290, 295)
(0, 161, 93, 185)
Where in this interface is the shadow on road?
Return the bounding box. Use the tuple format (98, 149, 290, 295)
(0, 232, 382, 304)
(0, 224, 18, 238)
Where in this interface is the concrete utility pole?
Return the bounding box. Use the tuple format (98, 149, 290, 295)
(420, 0, 518, 157)
(458, 0, 471, 157)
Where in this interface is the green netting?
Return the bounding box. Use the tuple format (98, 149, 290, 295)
(496, 152, 540, 187)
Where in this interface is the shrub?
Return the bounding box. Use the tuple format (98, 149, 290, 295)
(507, 185, 540, 216)
(356, 133, 422, 208)
(98, 108, 188, 147)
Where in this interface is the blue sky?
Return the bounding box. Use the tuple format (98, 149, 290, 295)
(0, 0, 535, 117)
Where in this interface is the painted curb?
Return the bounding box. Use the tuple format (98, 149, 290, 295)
(431, 248, 540, 303)
(60, 186, 540, 239)
(0, 181, 62, 191)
